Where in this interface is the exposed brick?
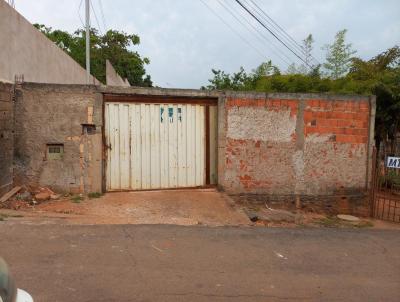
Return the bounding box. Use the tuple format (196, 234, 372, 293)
(330, 112, 355, 120)
(306, 126, 346, 135)
(359, 102, 369, 110)
(312, 111, 328, 118)
(353, 113, 369, 121)
(335, 134, 368, 144)
(316, 119, 338, 127)
(272, 100, 281, 107)
(257, 99, 265, 107)
(337, 119, 354, 127)
(343, 128, 368, 136)
(307, 99, 320, 107)
(333, 101, 346, 111)
(304, 111, 313, 121)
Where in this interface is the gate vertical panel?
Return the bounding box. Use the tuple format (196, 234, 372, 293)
(167, 105, 176, 187)
(186, 105, 195, 186)
(131, 104, 142, 189)
(119, 104, 130, 190)
(150, 104, 161, 188)
(195, 105, 203, 186)
(160, 104, 168, 189)
(111, 104, 120, 189)
(177, 104, 187, 187)
(105, 103, 111, 190)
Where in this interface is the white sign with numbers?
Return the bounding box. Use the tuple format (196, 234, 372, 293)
(387, 156, 400, 169)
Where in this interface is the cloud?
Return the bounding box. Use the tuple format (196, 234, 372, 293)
(13, 0, 400, 88)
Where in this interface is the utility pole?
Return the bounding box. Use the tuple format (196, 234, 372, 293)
(85, 0, 90, 84)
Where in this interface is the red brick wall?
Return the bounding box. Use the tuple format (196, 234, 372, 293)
(304, 99, 369, 144)
(221, 95, 372, 198)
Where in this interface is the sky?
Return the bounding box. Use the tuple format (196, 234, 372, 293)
(12, 0, 400, 88)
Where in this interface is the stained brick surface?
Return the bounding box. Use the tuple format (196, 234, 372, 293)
(221, 96, 372, 199)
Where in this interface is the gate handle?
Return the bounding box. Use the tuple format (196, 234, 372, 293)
(106, 143, 112, 150)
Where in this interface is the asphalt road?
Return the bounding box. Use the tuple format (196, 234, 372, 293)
(0, 224, 399, 302)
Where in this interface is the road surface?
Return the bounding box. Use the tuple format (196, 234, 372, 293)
(0, 224, 399, 301)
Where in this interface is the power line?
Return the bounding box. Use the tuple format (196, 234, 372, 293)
(245, 0, 320, 66)
(243, 0, 305, 56)
(216, 0, 291, 67)
(97, 0, 107, 32)
(90, 0, 103, 35)
(234, 0, 312, 68)
(199, 0, 267, 62)
(78, 0, 85, 28)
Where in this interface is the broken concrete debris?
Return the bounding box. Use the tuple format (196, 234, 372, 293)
(34, 192, 51, 202)
(17, 191, 32, 201)
(33, 187, 61, 203)
(337, 214, 361, 222)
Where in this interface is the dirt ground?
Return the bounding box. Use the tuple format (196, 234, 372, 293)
(1, 189, 250, 226)
(1, 188, 400, 229)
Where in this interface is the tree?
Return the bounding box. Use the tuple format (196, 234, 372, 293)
(253, 60, 280, 77)
(297, 34, 314, 74)
(204, 44, 400, 149)
(34, 24, 152, 86)
(286, 63, 299, 75)
(286, 34, 315, 75)
(347, 46, 400, 148)
(323, 29, 356, 79)
(203, 61, 280, 91)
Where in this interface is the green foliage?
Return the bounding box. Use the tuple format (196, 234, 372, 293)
(203, 60, 280, 90)
(379, 169, 400, 189)
(33, 24, 152, 86)
(346, 46, 400, 143)
(204, 34, 399, 144)
(88, 192, 103, 199)
(71, 195, 84, 203)
(286, 63, 299, 75)
(286, 34, 315, 75)
(323, 29, 357, 79)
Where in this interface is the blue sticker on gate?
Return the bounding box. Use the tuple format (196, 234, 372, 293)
(178, 107, 182, 122)
(160, 107, 164, 123)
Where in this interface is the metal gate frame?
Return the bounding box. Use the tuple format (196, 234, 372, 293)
(102, 94, 218, 192)
(369, 148, 400, 222)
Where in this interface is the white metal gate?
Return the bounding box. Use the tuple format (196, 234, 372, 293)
(105, 102, 209, 190)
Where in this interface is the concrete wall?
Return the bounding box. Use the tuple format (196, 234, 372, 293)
(13, 83, 103, 193)
(218, 93, 375, 211)
(0, 82, 14, 196)
(106, 60, 130, 87)
(0, 1, 98, 85)
(9, 83, 375, 211)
